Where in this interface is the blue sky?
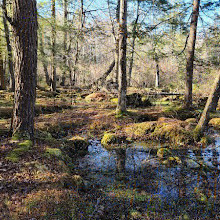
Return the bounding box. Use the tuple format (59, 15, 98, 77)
(37, 0, 219, 30)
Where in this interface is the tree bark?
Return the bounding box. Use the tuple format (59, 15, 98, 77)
(195, 72, 220, 134)
(155, 62, 160, 88)
(39, 28, 50, 86)
(128, 0, 140, 87)
(70, 0, 84, 86)
(62, 0, 68, 86)
(96, 60, 115, 87)
(185, 0, 200, 108)
(51, 0, 56, 91)
(0, 31, 6, 90)
(210, 82, 220, 112)
(117, 0, 127, 113)
(11, 0, 38, 139)
(115, 0, 120, 88)
(3, 0, 15, 91)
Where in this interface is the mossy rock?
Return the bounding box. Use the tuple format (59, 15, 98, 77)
(60, 173, 84, 189)
(198, 136, 213, 146)
(85, 93, 108, 102)
(163, 106, 199, 120)
(126, 93, 142, 107)
(125, 122, 156, 139)
(157, 148, 171, 159)
(64, 136, 89, 156)
(101, 133, 117, 146)
(161, 156, 182, 166)
(152, 118, 193, 145)
(185, 118, 197, 124)
(209, 118, 220, 129)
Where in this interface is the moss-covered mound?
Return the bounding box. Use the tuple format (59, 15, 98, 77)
(151, 117, 193, 145)
(101, 132, 127, 147)
(111, 93, 152, 108)
(209, 118, 220, 129)
(65, 136, 89, 156)
(6, 140, 33, 162)
(85, 92, 108, 102)
(124, 117, 195, 145)
(125, 121, 156, 139)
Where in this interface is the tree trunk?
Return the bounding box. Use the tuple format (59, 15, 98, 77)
(11, 0, 38, 139)
(0, 31, 6, 90)
(3, 0, 15, 91)
(210, 82, 220, 112)
(51, 0, 56, 91)
(116, 0, 127, 113)
(115, 0, 120, 88)
(185, 0, 200, 108)
(39, 28, 50, 86)
(96, 60, 115, 87)
(128, 0, 140, 87)
(70, 0, 84, 86)
(195, 72, 220, 134)
(62, 0, 68, 86)
(155, 62, 160, 88)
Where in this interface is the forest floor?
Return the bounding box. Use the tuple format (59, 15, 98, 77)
(0, 88, 220, 219)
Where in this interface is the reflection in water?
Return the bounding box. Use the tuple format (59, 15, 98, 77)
(75, 137, 220, 218)
(115, 149, 126, 173)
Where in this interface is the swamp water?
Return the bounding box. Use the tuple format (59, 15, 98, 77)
(74, 135, 220, 219)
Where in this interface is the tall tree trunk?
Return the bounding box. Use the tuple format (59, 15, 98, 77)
(51, 0, 56, 91)
(3, 0, 15, 91)
(70, 0, 84, 86)
(62, 0, 68, 86)
(11, 0, 38, 139)
(128, 0, 140, 87)
(155, 61, 160, 88)
(0, 31, 6, 90)
(39, 28, 50, 86)
(116, 0, 127, 113)
(185, 0, 200, 108)
(195, 72, 220, 135)
(115, 0, 120, 87)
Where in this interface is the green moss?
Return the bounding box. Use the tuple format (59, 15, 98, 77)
(6, 140, 33, 162)
(18, 140, 33, 148)
(125, 122, 156, 139)
(209, 118, 220, 129)
(157, 148, 171, 159)
(65, 136, 89, 156)
(193, 126, 203, 141)
(5, 152, 20, 162)
(199, 136, 213, 146)
(111, 98, 118, 104)
(152, 121, 192, 145)
(185, 118, 197, 124)
(45, 147, 63, 158)
(130, 210, 142, 219)
(101, 133, 117, 146)
(85, 93, 108, 102)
